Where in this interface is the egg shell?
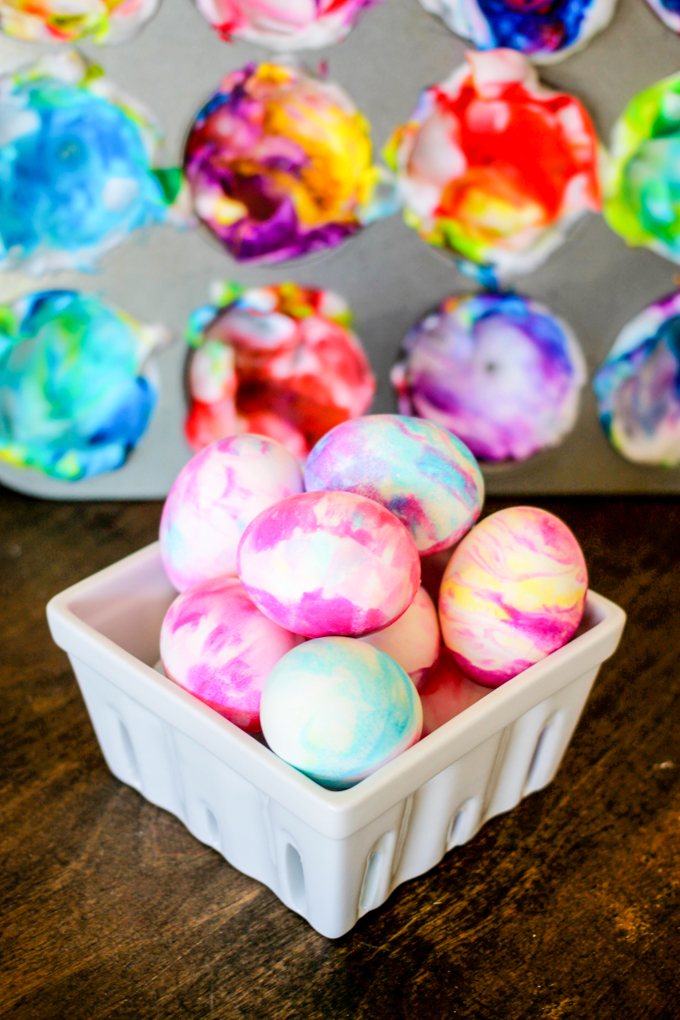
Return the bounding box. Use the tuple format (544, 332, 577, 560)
(419, 648, 490, 737)
(304, 414, 484, 555)
(260, 637, 423, 789)
(160, 576, 302, 732)
(439, 507, 588, 687)
(360, 586, 440, 690)
(159, 434, 304, 592)
(237, 490, 421, 638)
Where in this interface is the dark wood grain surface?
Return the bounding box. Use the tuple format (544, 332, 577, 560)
(2, 487, 679, 1020)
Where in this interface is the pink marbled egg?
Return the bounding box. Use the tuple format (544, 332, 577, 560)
(360, 586, 440, 690)
(237, 490, 421, 638)
(159, 434, 304, 592)
(160, 575, 302, 732)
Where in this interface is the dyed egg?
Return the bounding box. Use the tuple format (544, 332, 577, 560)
(360, 586, 440, 690)
(304, 415, 484, 555)
(419, 0, 617, 63)
(160, 434, 304, 592)
(196, 0, 384, 49)
(185, 283, 375, 460)
(593, 292, 680, 466)
(184, 62, 395, 266)
(419, 648, 489, 737)
(260, 637, 423, 788)
(160, 577, 301, 732)
(392, 293, 586, 463)
(603, 73, 680, 266)
(237, 490, 421, 638)
(384, 49, 601, 285)
(439, 507, 588, 686)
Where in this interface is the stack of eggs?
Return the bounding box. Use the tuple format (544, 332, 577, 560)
(159, 417, 588, 789)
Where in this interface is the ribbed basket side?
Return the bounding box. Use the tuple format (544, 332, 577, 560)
(70, 656, 279, 895)
(69, 654, 602, 939)
(391, 666, 601, 891)
(72, 657, 183, 819)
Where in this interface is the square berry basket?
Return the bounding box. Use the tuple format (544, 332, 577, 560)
(47, 542, 626, 939)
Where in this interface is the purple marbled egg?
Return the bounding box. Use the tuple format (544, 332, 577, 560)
(304, 414, 484, 555)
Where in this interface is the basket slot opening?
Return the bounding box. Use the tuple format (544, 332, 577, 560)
(358, 850, 383, 916)
(118, 718, 141, 791)
(524, 714, 562, 795)
(285, 844, 305, 913)
(446, 798, 476, 850)
(205, 807, 220, 850)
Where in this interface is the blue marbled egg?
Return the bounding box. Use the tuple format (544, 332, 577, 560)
(260, 637, 422, 789)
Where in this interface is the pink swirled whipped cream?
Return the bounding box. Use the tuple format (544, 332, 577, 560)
(195, 0, 384, 48)
(185, 283, 375, 461)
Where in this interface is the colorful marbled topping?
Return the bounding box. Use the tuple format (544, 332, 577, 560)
(0, 0, 159, 44)
(439, 506, 587, 686)
(237, 489, 421, 638)
(644, 0, 680, 34)
(186, 283, 375, 461)
(359, 585, 440, 690)
(593, 291, 680, 466)
(183, 62, 394, 265)
(419, 647, 489, 737)
(260, 637, 422, 788)
(195, 0, 383, 49)
(0, 51, 186, 274)
(384, 49, 601, 284)
(419, 0, 616, 63)
(603, 73, 680, 265)
(160, 576, 302, 733)
(392, 293, 586, 462)
(0, 290, 166, 480)
(160, 434, 304, 593)
(305, 414, 484, 555)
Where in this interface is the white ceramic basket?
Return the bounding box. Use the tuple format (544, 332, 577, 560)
(47, 543, 626, 938)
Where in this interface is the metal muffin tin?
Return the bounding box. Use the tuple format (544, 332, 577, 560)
(1, 0, 680, 498)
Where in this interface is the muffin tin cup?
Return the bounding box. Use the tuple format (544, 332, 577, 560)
(47, 541, 626, 938)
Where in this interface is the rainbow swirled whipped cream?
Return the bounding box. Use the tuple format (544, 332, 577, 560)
(195, 0, 384, 48)
(603, 73, 680, 265)
(593, 292, 680, 466)
(419, 0, 617, 63)
(186, 283, 375, 460)
(392, 292, 586, 462)
(384, 49, 601, 285)
(0, 51, 189, 274)
(0, 290, 168, 481)
(184, 62, 396, 265)
(0, 0, 159, 43)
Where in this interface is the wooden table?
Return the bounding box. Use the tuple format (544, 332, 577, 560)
(2, 488, 679, 1019)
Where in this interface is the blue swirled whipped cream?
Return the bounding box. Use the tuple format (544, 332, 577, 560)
(0, 51, 189, 274)
(0, 289, 169, 480)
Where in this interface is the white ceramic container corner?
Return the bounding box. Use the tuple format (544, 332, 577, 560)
(47, 543, 626, 939)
